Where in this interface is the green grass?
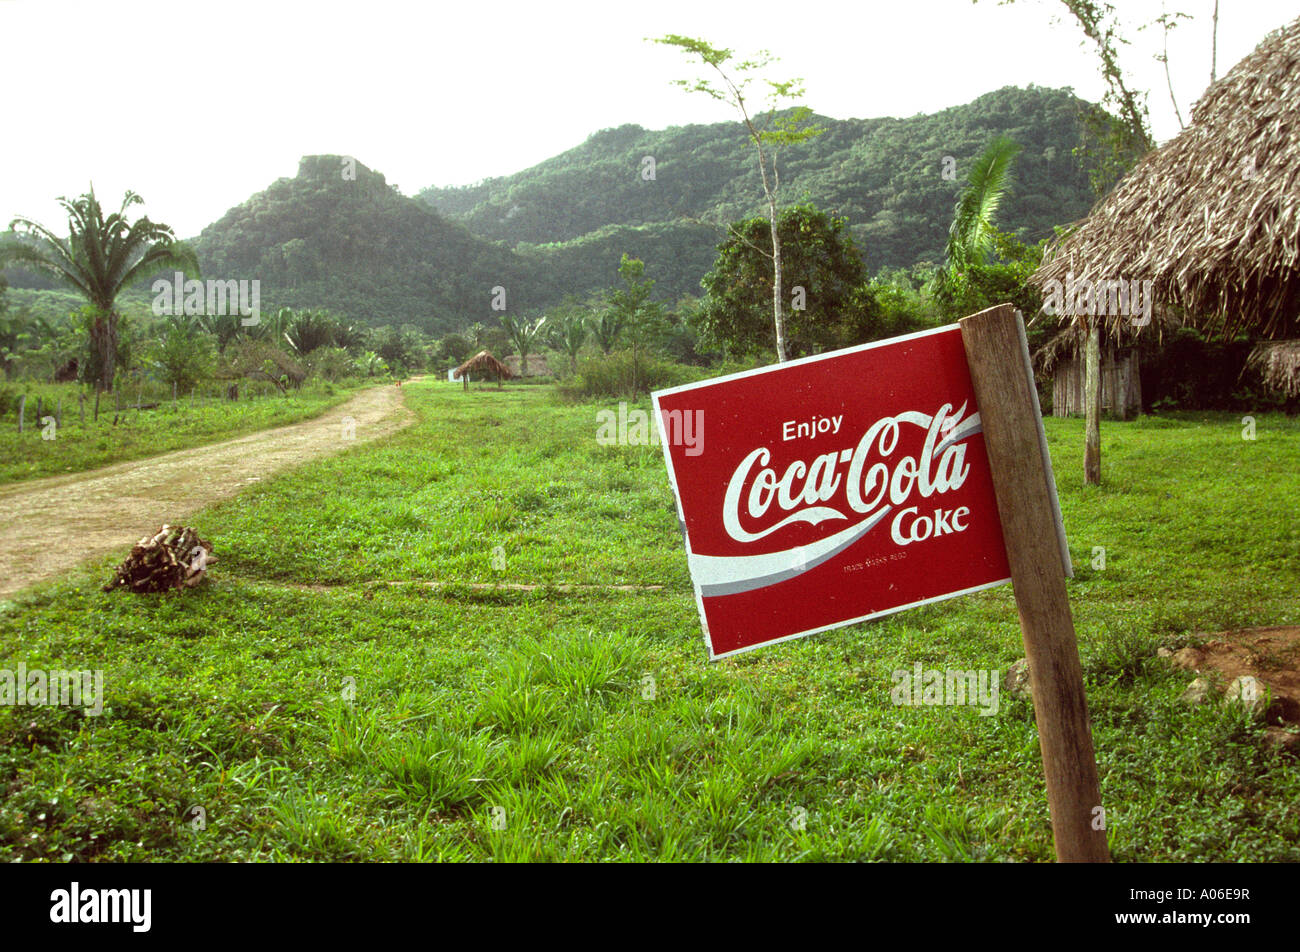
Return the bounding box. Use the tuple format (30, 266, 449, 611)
(0, 381, 1297, 861)
(0, 379, 366, 484)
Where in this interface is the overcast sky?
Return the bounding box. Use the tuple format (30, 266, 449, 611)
(1, 0, 1295, 237)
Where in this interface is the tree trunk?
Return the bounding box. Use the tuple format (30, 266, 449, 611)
(754, 145, 788, 364)
(770, 206, 787, 363)
(1084, 322, 1102, 486)
(90, 311, 117, 391)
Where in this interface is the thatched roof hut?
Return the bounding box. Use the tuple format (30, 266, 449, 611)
(453, 351, 513, 388)
(503, 354, 553, 378)
(1031, 16, 1300, 355)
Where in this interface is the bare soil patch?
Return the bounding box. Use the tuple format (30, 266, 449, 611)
(1167, 625, 1300, 748)
(0, 383, 414, 598)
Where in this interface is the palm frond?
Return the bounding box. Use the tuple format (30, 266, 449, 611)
(946, 136, 1022, 271)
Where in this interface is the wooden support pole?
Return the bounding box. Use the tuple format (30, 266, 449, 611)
(1084, 321, 1102, 485)
(960, 304, 1109, 863)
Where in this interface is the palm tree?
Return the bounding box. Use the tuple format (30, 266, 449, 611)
(588, 306, 625, 356)
(547, 305, 589, 373)
(284, 309, 339, 355)
(1, 187, 198, 390)
(944, 136, 1022, 274)
(499, 314, 546, 375)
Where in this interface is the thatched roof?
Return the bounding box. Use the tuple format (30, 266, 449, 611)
(1248, 339, 1300, 397)
(453, 351, 513, 380)
(1032, 17, 1300, 340)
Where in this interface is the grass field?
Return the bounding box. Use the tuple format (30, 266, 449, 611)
(0, 380, 1297, 861)
(0, 380, 365, 484)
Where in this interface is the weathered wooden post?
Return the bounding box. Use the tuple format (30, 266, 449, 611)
(960, 304, 1109, 863)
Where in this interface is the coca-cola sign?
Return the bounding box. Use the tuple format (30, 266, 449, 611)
(653, 325, 1013, 658)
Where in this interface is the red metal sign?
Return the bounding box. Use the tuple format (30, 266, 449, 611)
(653, 325, 1013, 659)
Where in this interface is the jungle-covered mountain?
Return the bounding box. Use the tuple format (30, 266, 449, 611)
(189, 156, 547, 334)
(421, 85, 1102, 289)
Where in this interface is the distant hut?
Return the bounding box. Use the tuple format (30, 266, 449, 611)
(1031, 16, 1300, 472)
(453, 351, 513, 390)
(503, 354, 553, 379)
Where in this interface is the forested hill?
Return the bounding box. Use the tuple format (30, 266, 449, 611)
(190, 156, 547, 333)
(420, 86, 1100, 277)
(182, 87, 1101, 332)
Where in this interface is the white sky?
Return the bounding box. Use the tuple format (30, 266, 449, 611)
(1, 0, 1295, 237)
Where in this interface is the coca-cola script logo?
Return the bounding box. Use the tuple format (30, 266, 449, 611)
(653, 324, 1013, 658)
(694, 402, 982, 597)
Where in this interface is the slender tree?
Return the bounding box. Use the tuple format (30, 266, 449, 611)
(0, 188, 198, 390)
(606, 254, 663, 394)
(653, 35, 824, 363)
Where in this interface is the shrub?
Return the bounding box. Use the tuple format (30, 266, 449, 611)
(556, 351, 706, 399)
(307, 346, 353, 383)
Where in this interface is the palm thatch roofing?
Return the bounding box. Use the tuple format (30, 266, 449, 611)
(1248, 339, 1300, 396)
(453, 351, 513, 380)
(1031, 16, 1300, 342)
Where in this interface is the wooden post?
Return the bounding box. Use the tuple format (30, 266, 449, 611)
(56, 398, 62, 427)
(960, 304, 1109, 863)
(1084, 321, 1102, 485)
(17, 394, 25, 433)
(94, 390, 100, 423)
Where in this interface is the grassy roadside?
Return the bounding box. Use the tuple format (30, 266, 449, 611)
(0, 380, 369, 485)
(0, 380, 1296, 861)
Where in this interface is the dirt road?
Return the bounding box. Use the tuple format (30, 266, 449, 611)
(0, 383, 414, 598)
